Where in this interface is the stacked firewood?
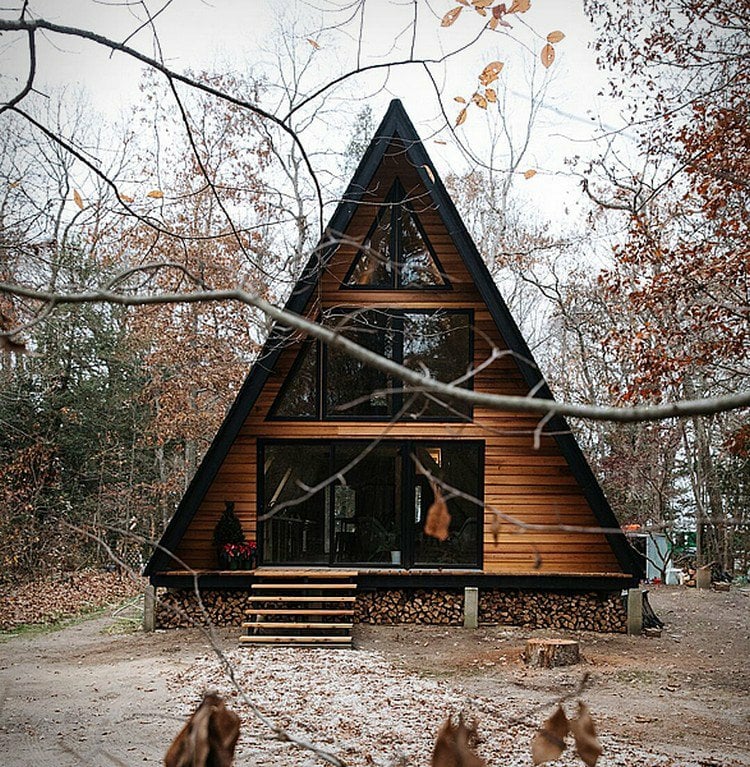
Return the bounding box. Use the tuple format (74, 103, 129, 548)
(356, 588, 464, 624)
(480, 589, 626, 633)
(156, 589, 247, 628)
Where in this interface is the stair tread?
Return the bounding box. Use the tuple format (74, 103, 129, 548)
(247, 595, 356, 603)
(242, 622, 353, 629)
(254, 570, 358, 579)
(245, 608, 355, 616)
(239, 635, 353, 644)
(252, 583, 355, 590)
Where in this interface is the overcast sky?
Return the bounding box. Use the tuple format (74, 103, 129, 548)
(0, 1, 629, 228)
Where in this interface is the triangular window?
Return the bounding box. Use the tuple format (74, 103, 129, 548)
(269, 339, 318, 419)
(343, 180, 449, 289)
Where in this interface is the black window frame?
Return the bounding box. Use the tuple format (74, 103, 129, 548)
(257, 438, 484, 570)
(341, 179, 452, 291)
(267, 308, 474, 422)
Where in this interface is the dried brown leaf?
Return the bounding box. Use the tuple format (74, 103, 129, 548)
(488, 17, 498, 30)
(570, 702, 603, 767)
(531, 706, 569, 765)
(432, 716, 485, 767)
(541, 43, 555, 68)
(441, 6, 463, 26)
(424, 482, 451, 541)
(547, 30, 565, 43)
(490, 513, 501, 544)
(454, 96, 467, 103)
(492, 3, 507, 18)
(434, 139, 448, 145)
(474, 6, 487, 16)
(472, 93, 488, 109)
(485, 87, 497, 103)
(306, 38, 321, 50)
(478, 60, 504, 86)
(147, 189, 164, 199)
(523, 169, 537, 179)
(507, 0, 531, 13)
(165, 693, 240, 767)
(455, 107, 468, 127)
(73, 189, 84, 210)
(422, 164, 436, 184)
(471, 0, 493, 7)
(119, 193, 135, 203)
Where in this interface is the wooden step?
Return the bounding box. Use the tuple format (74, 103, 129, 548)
(253, 569, 358, 579)
(245, 608, 355, 616)
(247, 595, 356, 603)
(242, 621, 353, 630)
(239, 635, 352, 645)
(251, 582, 355, 591)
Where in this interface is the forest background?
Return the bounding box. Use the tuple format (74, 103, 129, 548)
(0, 0, 747, 584)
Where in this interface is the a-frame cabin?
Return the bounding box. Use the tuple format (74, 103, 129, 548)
(145, 101, 638, 637)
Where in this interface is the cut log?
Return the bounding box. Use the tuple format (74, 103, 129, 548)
(523, 638, 580, 668)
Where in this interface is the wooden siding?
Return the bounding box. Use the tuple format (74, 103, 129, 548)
(174, 145, 622, 575)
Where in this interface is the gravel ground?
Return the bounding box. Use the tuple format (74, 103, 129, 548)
(0, 586, 747, 766)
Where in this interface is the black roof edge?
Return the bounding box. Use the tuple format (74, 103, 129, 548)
(144, 100, 408, 575)
(145, 99, 638, 579)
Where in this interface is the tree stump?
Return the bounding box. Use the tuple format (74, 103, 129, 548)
(523, 638, 580, 668)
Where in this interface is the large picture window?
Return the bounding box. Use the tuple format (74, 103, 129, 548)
(270, 309, 473, 420)
(260, 440, 483, 568)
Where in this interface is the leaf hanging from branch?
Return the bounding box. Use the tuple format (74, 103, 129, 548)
(507, 0, 531, 13)
(424, 481, 451, 541)
(119, 193, 135, 203)
(422, 164, 436, 184)
(454, 96, 467, 103)
(547, 30, 565, 43)
(523, 169, 537, 179)
(472, 93, 488, 109)
(306, 38, 321, 49)
(531, 705, 569, 765)
(479, 61, 504, 86)
(441, 7, 463, 27)
(147, 189, 164, 199)
(570, 702, 603, 767)
(455, 107, 468, 127)
(485, 87, 497, 103)
(541, 43, 555, 68)
(73, 190, 84, 210)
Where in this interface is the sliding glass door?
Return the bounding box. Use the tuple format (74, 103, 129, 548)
(260, 440, 482, 568)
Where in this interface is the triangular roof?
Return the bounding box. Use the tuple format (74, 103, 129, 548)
(145, 100, 637, 576)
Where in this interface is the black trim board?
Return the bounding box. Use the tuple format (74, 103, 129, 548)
(145, 99, 639, 579)
(150, 571, 636, 592)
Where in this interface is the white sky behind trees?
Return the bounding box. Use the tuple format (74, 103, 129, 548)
(0, 1, 631, 231)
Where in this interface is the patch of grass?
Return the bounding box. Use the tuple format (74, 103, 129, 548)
(0, 598, 142, 642)
(0, 605, 110, 641)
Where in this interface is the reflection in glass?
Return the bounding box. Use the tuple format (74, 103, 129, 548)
(399, 209, 445, 286)
(403, 312, 471, 417)
(413, 442, 480, 565)
(346, 212, 393, 286)
(263, 444, 329, 564)
(326, 311, 395, 417)
(272, 341, 318, 418)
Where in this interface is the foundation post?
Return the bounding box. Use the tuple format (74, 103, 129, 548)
(143, 584, 156, 632)
(464, 586, 479, 629)
(626, 588, 643, 636)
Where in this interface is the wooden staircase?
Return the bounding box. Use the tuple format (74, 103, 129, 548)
(240, 570, 357, 647)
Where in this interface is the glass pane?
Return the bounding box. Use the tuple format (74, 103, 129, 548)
(333, 443, 400, 564)
(325, 311, 395, 418)
(399, 209, 446, 286)
(272, 341, 318, 417)
(413, 442, 481, 566)
(346, 212, 393, 287)
(403, 312, 471, 417)
(263, 444, 330, 564)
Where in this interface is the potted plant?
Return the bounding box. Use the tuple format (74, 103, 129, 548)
(221, 540, 257, 570)
(213, 501, 246, 569)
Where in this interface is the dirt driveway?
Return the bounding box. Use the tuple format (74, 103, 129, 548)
(0, 586, 747, 766)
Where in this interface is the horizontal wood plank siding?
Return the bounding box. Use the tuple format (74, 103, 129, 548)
(172, 142, 622, 575)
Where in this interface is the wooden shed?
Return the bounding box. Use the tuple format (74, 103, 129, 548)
(145, 101, 638, 640)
